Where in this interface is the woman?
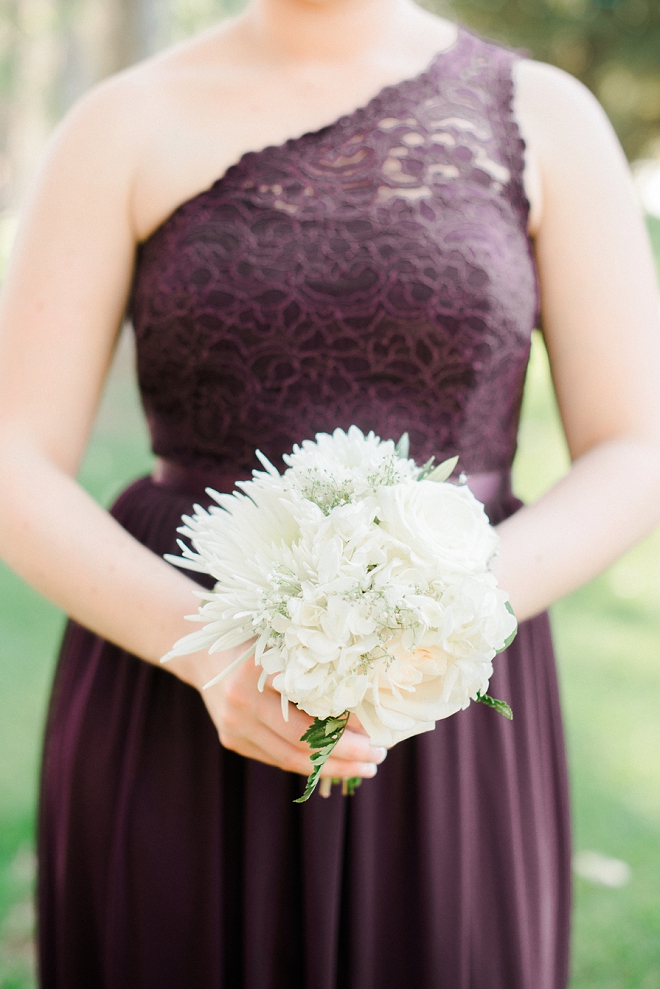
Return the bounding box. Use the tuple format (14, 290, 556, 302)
(0, 0, 659, 984)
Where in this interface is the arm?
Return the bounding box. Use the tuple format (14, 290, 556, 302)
(0, 76, 382, 779)
(492, 62, 660, 621)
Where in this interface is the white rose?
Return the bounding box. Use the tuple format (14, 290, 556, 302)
(440, 575, 517, 657)
(376, 480, 499, 576)
(354, 636, 494, 747)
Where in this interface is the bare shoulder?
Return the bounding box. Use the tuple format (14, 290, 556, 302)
(514, 59, 602, 111)
(39, 22, 239, 228)
(512, 58, 632, 234)
(47, 33, 196, 158)
(37, 62, 157, 222)
(513, 59, 628, 172)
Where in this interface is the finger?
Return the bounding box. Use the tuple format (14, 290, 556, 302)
(333, 729, 387, 765)
(256, 690, 385, 766)
(216, 665, 310, 741)
(347, 712, 368, 734)
(232, 675, 384, 771)
(220, 725, 308, 773)
(321, 755, 378, 780)
(221, 721, 379, 780)
(255, 688, 315, 740)
(202, 664, 379, 777)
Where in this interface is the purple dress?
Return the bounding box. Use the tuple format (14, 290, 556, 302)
(38, 28, 571, 989)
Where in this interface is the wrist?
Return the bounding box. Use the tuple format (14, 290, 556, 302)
(164, 640, 256, 692)
(164, 650, 222, 690)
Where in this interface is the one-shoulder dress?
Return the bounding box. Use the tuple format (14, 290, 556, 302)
(38, 28, 571, 989)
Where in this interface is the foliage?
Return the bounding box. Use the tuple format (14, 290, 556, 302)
(295, 713, 361, 803)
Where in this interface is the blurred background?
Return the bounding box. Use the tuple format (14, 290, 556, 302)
(0, 0, 659, 985)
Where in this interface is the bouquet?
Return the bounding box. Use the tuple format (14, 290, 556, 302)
(162, 427, 517, 801)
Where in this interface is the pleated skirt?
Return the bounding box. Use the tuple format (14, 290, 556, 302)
(37, 475, 571, 989)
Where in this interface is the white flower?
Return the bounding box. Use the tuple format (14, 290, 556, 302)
(162, 427, 517, 766)
(345, 576, 515, 746)
(375, 480, 499, 576)
(161, 478, 304, 659)
(282, 425, 419, 510)
(439, 575, 517, 659)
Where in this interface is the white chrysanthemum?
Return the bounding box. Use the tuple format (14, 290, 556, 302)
(282, 426, 419, 510)
(162, 477, 305, 660)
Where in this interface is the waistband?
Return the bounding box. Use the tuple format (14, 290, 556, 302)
(152, 457, 512, 506)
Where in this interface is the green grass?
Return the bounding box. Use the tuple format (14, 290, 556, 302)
(1, 230, 660, 986)
(0, 331, 153, 986)
(513, 332, 660, 989)
(646, 214, 660, 280)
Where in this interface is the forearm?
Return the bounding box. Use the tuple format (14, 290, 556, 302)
(0, 439, 385, 778)
(0, 440, 208, 680)
(4, 434, 660, 668)
(492, 437, 660, 622)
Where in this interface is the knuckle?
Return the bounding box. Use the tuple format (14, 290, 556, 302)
(218, 729, 234, 750)
(288, 755, 308, 775)
(222, 677, 245, 709)
(219, 706, 240, 732)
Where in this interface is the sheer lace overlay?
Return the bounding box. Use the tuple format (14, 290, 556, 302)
(131, 29, 538, 475)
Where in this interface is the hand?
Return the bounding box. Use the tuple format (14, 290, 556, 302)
(169, 642, 387, 780)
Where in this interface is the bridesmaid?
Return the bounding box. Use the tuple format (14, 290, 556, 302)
(0, 0, 659, 984)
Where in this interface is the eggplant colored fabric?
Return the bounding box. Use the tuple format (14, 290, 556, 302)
(38, 28, 571, 989)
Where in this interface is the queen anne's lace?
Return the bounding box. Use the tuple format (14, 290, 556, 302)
(131, 29, 537, 478)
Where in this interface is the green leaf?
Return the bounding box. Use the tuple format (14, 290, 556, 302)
(425, 455, 459, 483)
(476, 692, 513, 720)
(496, 602, 518, 653)
(324, 717, 346, 735)
(416, 456, 436, 480)
(294, 712, 351, 803)
(395, 432, 410, 459)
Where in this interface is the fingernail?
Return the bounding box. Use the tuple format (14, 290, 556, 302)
(373, 747, 387, 764)
(361, 764, 377, 778)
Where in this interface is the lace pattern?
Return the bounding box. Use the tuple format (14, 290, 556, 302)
(131, 28, 538, 476)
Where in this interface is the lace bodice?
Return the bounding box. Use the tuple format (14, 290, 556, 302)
(130, 28, 538, 476)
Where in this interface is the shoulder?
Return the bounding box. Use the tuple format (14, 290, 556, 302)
(46, 23, 239, 171)
(35, 24, 238, 235)
(513, 58, 625, 168)
(39, 62, 158, 209)
(47, 37, 196, 163)
(511, 58, 630, 234)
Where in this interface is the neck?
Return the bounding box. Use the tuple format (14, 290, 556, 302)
(240, 0, 435, 65)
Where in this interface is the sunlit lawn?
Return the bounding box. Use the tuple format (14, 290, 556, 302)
(1, 221, 659, 987)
